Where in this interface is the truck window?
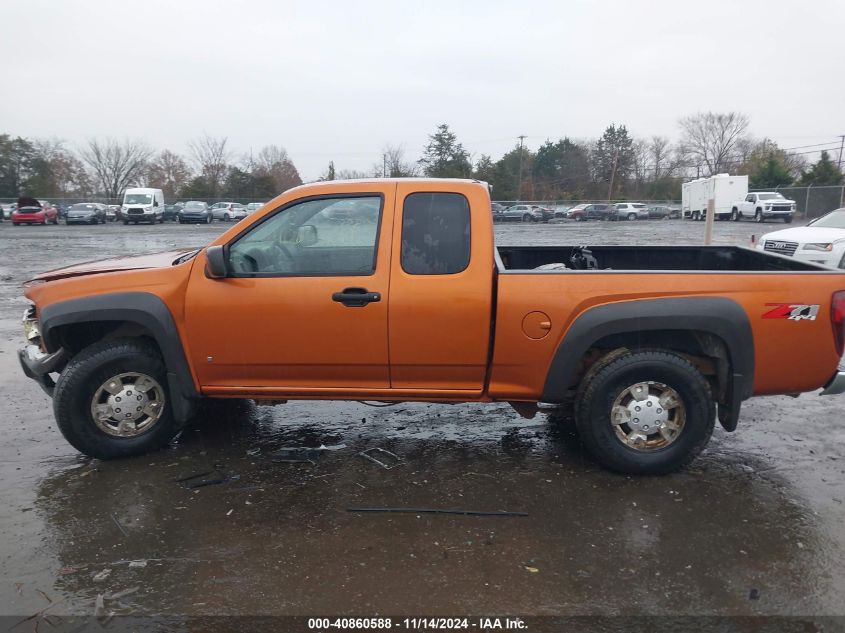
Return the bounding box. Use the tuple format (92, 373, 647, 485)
(401, 192, 470, 275)
(228, 195, 382, 276)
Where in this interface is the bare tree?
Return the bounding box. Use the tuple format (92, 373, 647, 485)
(678, 111, 750, 176)
(188, 135, 230, 198)
(80, 138, 152, 199)
(146, 150, 192, 199)
(381, 144, 419, 177)
(648, 136, 673, 179)
(252, 144, 302, 193)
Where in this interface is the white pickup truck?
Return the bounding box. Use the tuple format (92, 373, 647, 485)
(731, 192, 796, 223)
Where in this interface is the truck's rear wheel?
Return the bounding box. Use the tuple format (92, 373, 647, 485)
(731, 208, 739, 221)
(574, 350, 715, 475)
(54, 339, 182, 459)
(755, 209, 763, 222)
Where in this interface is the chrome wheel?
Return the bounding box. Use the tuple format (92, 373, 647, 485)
(610, 381, 685, 451)
(90, 372, 166, 438)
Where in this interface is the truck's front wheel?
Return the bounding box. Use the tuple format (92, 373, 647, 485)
(54, 339, 182, 459)
(574, 350, 715, 475)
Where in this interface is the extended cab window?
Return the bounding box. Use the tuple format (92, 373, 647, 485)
(401, 192, 470, 275)
(228, 196, 382, 276)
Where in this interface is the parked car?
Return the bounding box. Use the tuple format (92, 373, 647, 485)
(18, 178, 845, 476)
(210, 202, 248, 222)
(499, 204, 546, 222)
(1, 203, 15, 219)
(647, 205, 680, 220)
(11, 198, 58, 225)
(65, 203, 107, 225)
(178, 201, 213, 224)
(756, 207, 845, 268)
(245, 202, 266, 215)
(551, 205, 571, 219)
(731, 192, 796, 223)
(106, 205, 120, 222)
(563, 203, 588, 220)
(163, 205, 180, 222)
(570, 203, 611, 221)
(121, 188, 165, 224)
(610, 202, 650, 221)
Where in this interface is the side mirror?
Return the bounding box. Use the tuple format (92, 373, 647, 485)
(154, 200, 159, 207)
(205, 245, 228, 279)
(297, 224, 318, 247)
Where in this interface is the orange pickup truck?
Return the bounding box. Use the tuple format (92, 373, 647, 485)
(18, 179, 845, 474)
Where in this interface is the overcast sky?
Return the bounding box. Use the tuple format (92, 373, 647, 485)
(2, 0, 843, 180)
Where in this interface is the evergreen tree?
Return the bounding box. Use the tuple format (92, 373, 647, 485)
(418, 124, 472, 178)
(799, 151, 843, 186)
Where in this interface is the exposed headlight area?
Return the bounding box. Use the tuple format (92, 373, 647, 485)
(802, 243, 833, 251)
(22, 305, 41, 346)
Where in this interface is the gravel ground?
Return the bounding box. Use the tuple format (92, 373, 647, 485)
(0, 217, 843, 624)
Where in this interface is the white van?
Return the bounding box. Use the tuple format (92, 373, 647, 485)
(121, 188, 165, 224)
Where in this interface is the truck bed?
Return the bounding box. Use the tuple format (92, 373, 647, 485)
(496, 245, 825, 272)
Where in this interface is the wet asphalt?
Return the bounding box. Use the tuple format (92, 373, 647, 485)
(0, 217, 843, 621)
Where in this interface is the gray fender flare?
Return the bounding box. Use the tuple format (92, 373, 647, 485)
(40, 292, 198, 421)
(541, 297, 754, 429)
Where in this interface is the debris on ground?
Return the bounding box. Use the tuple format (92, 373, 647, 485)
(110, 513, 129, 537)
(94, 593, 105, 617)
(128, 560, 147, 569)
(357, 447, 402, 469)
(524, 566, 540, 573)
(107, 586, 139, 600)
(749, 588, 761, 600)
(273, 443, 347, 464)
(92, 569, 111, 582)
(347, 507, 527, 517)
(176, 470, 230, 489)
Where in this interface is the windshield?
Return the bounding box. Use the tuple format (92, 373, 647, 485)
(185, 201, 206, 209)
(124, 194, 152, 204)
(757, 193, 786, 201)
(809, 209, 845, 229)
(69, 204, 95, 210)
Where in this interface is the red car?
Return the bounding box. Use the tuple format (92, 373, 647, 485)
(11, 197, 59, 226)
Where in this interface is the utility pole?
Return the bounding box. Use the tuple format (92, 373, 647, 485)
(517, 135, 526, 202)
(607, 149, 619, 202)
(383, 154, 387, 178)
(837, 135, 845, 170)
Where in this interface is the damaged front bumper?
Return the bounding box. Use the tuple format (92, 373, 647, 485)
(19, 345, 68, 396)
(820, 370, 845, 396)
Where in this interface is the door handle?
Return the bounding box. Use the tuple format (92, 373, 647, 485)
(332, 287, 381, 307)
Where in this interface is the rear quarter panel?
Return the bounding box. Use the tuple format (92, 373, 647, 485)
(490, 271, 845, 400)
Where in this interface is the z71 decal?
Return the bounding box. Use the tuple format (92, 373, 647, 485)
(762, 303, 820, 321)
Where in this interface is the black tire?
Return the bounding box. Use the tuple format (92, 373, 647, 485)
(574, 349, 715, 475)
(54, 339, 183, 459)
(755, 209, 763, 223)
(731, 208, 739, 221)
(206, 214, 212, 224)
(783, 215, 793, 224)
(627, 213, 637, 221)
(122, 220, 129, 225)
(223, 213, 231, 222)
(179, 219, 185, 224)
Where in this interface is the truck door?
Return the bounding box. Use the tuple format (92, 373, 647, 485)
(388, 182, 494, 391)
(184, 185, 395, 390)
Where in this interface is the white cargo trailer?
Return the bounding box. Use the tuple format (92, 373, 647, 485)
(682, 174, 748, 221)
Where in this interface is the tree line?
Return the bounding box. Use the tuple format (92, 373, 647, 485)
(0, 134, 302, 201)
(2, 112, 843, 203)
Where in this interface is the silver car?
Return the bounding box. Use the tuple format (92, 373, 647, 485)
(611, 202, 650, 221)
(210, 202, 248, 222)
